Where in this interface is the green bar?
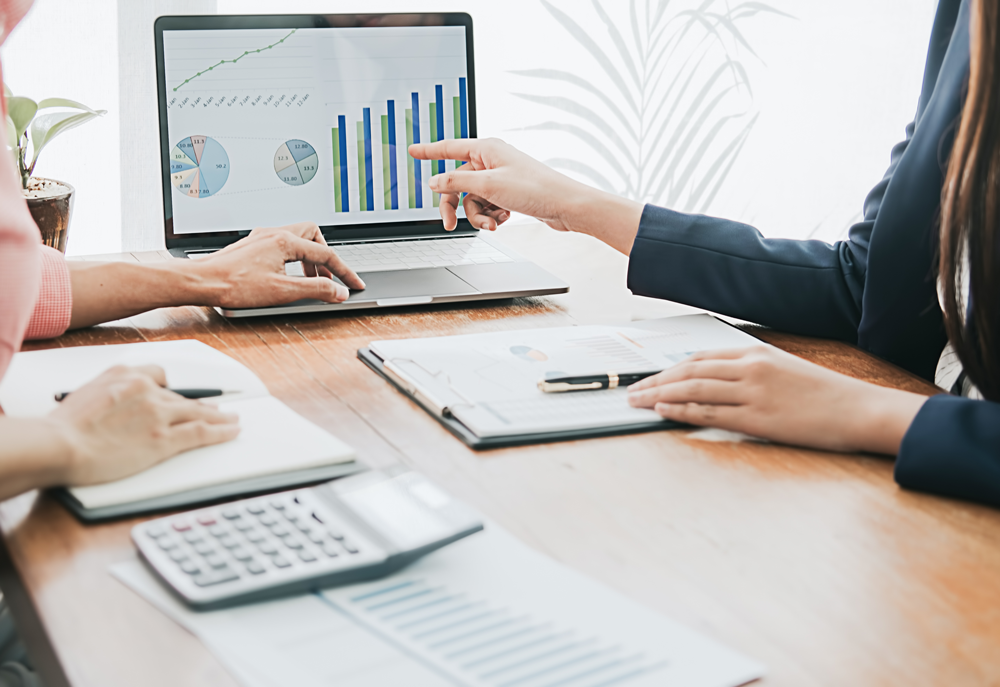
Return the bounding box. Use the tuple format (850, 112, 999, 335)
(453, 96, 462, 170)
(429, 103, 439, 207)
(381, 114, 391, 210)
(356, 121, 366, 212)
(332, 128, 342, 212)
(405, 108, 415, 209)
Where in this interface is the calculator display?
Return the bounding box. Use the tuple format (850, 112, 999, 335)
(338, 479, 457, 550)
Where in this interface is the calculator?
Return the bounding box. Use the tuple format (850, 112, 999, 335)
(132, 468, 483, 610)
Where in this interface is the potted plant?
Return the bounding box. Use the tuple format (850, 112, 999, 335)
(4, 83, 105, 253)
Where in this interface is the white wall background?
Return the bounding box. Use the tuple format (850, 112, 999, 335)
(3, 0, 940, 255)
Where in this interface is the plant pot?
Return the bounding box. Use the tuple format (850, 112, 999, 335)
(23, 178, 74, 253)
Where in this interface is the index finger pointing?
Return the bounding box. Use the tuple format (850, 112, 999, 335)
(409, 140, 475, 162)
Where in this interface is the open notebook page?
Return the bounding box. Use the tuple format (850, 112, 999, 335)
(0, 340, 269, 417)
(370, 314, 763, 437)
(69, 395, 355, 510)
(0, 340, 355, 510)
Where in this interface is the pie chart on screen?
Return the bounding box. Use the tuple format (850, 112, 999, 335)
(170, 135, 230, 198)
(274, 139, 318, 186)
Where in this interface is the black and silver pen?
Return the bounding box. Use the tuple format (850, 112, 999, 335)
(537, 371, 661, 393)
(54, 388, 234, 402)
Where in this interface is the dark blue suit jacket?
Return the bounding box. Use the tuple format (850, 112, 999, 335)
(627, 0, 1000, 509)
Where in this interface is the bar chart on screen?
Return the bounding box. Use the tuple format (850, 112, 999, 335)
(329, 77, 469, 214)
(323, 27, 471, 217)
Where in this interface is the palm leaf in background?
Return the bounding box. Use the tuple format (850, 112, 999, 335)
(512, 0, 791, 212)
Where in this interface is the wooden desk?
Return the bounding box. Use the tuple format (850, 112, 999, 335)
(3, 223, 1000, 687)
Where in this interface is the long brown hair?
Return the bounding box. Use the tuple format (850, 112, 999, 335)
(940, 0, 1000, 400)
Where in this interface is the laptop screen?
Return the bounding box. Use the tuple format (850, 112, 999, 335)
(158, 16, 473, 240)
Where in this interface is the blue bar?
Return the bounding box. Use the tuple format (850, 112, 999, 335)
(411, 92, 422, 209)
(338, 115, 349, 212)
(459, 77, 468, 138)
(435, 84, 445, 174)
(388, 100, 398, 210)
(363, 107, 374, 212)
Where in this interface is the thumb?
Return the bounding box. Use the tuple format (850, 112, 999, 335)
(281, 276, 350, 303)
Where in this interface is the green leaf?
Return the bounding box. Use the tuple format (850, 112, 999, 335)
(28, 110, 104, 169)
(36, 97, 101, 113)
(2, 82, 12, 99)
(6, 115, 17, 151)
(7, 96, 37, 140)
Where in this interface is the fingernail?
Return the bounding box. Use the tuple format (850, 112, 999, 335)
(481, 221, 490, 230)
(357, 279, 367, 289)
(337, 285, 350, 300)
(429, 179, 440, 190)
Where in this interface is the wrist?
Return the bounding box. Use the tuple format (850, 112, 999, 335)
(556, 182, 644, 255)
(159, 257, 230, 308)
(853, 385, 928, 455)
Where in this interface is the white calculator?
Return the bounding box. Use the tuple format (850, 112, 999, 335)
(132, 469, 483, 610)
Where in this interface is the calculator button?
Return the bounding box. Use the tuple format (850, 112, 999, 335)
(204, 553, 228, 569)
(327, 529, 345, 541)
(171, 520, 192, 532)
(307, 532, 326, 545)
(298, 550, 317, 563)
(246, 504, 265, 515)
(168, 549, 189, 563)
(244, 530, 265, 543)
(283, 511, 301, 523)
(157, 537, 180, 551)
(295, 521, 312, 534)
(196, 514, 216, 526)
(207, 525, 228, 538)
(272, 555, 292, 569)
(246, 561, 266, 575)
(231, 547, 253, 562)
(234, 520, 255, 532)
(183, 531, 204, 544)
(193, 542, 214, 556)
(258, 514, 278, 526)
(193, 568, 239, 587)
(283, 538, 303, 550)
(320, 542, 340, 558)
(341, 540, 359, 554)
(180, 560, 201, 575)
(145, 525, 167, 539)
(218, 535, 240, 549)
(257, 542, 279, 556)
(221, 509, 241, 520)
(270, 500, 286, 510)
(270, 526, 291, 538)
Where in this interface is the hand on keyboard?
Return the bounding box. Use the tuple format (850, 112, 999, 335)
(199, 222, 366, 306)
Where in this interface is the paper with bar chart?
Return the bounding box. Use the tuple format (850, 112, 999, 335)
(112, 523, 765, 687)
(162, 26, 470, 234)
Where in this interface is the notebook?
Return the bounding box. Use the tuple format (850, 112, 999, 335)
(0, 340, 363, 521)
(359, 314, 766, 448)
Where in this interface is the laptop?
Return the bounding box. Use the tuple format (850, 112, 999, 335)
(154, 13, 568, 317)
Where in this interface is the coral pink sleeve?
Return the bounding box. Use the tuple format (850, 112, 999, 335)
(23, 246, 73, 340)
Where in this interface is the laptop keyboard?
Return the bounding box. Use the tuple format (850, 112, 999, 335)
(329, 238, 512, 273)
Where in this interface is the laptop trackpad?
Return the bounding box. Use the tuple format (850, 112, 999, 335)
(347, 268, 479, 303)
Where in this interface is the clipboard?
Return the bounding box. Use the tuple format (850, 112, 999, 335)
(358, 347, 680, 449)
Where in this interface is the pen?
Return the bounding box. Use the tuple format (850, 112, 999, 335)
(537, 371, 662, 393)
(54, 388, 234, 402)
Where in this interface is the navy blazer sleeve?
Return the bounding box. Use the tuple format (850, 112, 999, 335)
(626, 0, 1000, 510)
(897, 396, 1000, 508)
